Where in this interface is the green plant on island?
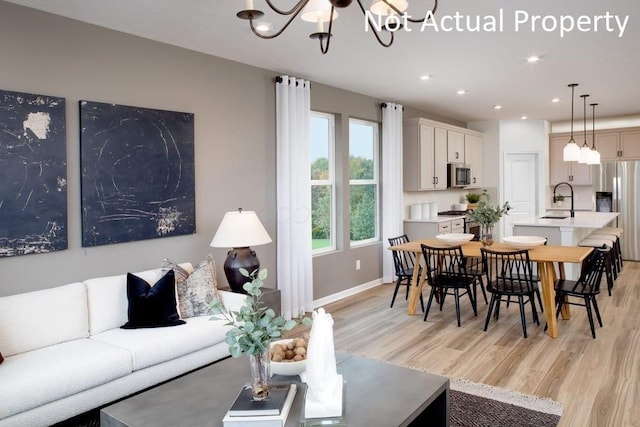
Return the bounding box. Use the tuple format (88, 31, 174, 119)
(210, 268, 312, 357)
(465, 193, 481, 204)
(466, 190, 511, 226)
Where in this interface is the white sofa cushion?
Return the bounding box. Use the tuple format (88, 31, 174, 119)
(85, 264, 192, 335)
(0, 282, 88, 357)
(0, 338, 132, 420)
(91, 315, 231, 371)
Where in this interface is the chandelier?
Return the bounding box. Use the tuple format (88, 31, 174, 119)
(236, 0, 439, 54)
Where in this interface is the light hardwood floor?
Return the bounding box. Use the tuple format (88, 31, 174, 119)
(321, 261, 640, 427)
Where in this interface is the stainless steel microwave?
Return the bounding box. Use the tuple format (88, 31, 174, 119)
(447, 163, 471, 188)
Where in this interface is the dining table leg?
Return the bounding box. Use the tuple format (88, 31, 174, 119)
(406, 252, 427, 315)
(538, 261, 559, 339)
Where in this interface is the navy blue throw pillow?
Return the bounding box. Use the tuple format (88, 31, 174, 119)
(122, 270, 185, 329)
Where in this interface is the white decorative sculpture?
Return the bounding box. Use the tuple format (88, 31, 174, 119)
(303, 308, 343, 418)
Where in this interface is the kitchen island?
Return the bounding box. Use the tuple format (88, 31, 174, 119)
(512, 211, 619, 279)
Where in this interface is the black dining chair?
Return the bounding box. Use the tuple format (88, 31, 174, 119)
(388, 235, 424, 312)
(481, 248, 540, 338)
(553, 246, 608, 338)
(420, 244, 477, 327)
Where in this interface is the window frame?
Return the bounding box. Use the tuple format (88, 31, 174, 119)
(310, 111, 337, 255)
(348, 117, 380, 247)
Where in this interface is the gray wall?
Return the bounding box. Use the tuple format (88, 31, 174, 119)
(0, 2, 403, 298)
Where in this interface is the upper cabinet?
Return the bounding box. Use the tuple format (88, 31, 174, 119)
(464, 134, 483, 188)
(598, 130, 640, 160)
(404, 118, 483, 191)
(549, 135, 592, 185)
(447, 131, 465, 162)
(403, 119, 448, 191)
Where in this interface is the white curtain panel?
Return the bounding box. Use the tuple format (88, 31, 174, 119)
(275, 76, 314, 319)
(381, 102, 404, 283)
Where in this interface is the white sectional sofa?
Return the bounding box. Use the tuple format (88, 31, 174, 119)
(0, 263, 246, 427)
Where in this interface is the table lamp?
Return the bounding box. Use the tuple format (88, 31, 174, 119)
(210, 208, 272, 294)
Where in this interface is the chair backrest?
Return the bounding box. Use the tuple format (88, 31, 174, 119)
(481, 248, 537, 294)
(575, 246, 608, 293)
(420, 244, 467, 284)
(388, 235, 414, 275)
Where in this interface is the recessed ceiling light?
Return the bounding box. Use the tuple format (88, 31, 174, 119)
(521, 115, 528, 120)
(551, 98, 560, 103)
(493, 105, 503, 110)
(527, 55, 540, 63)
(457, 89, 467, 95)
(420, 75, 431, 81)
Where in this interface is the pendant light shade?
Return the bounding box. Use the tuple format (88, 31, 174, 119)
(563, 83, 581, 161)
(578, 94, 591, 164)
(587, 103, 601, 165)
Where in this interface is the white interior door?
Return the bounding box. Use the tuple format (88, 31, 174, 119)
(503, 153, 538, 237)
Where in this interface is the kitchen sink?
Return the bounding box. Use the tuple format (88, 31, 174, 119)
(540, 215, 568, 219)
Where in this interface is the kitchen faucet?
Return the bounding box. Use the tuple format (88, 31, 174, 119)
(553, 182, 575, 218)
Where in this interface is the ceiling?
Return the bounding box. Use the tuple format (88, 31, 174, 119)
(6, 0, 640, 124)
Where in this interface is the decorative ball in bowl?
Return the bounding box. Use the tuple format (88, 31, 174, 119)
(435, 233, 475, 246)
(502, 236, 547, 249)
(270, 338, 307, 376)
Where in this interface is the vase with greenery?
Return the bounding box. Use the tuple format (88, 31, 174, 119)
(466, 191, 510, 246)
(465, 193, 481, 205)
(211, 268, 312, 400)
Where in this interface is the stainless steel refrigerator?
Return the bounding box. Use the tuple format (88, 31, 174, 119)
(593, 161, 640, 261)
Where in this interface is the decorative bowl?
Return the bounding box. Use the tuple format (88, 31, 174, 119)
(435, 233, 475, 246)
(502, 236, 547, 249)
(270, 339, 307, 376)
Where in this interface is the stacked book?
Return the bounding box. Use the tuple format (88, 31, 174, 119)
(222, 383, 297, 427)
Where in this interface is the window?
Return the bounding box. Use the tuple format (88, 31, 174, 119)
(349, 118, 379, 245)
(310, 112, 335, 253)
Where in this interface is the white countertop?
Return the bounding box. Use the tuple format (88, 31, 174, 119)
(512, 211, 619, 229)
(404, 215, 466, 224)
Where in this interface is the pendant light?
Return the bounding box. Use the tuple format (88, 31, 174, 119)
(588, 103, 601, 165)
(563, 83, 581, 161)
(578, 94, 591, 164)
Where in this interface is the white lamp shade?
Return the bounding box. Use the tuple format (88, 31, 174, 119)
(588, 149, 601, 165)
(370, 0, 408, 15)
(301, 0, 338, 23)
(563, 141, 581, 161)
(578, 143, 592, 164)
(210, 210, 272, 248)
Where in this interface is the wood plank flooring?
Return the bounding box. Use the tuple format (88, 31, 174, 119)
(320, 261, 640, 427)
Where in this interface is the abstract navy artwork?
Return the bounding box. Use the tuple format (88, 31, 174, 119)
(80, 101, 195, 247)
(0, 89, 67, 257)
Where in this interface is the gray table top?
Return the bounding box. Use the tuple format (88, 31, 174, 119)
(101, 353, 449, 427)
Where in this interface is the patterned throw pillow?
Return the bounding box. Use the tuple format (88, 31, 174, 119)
(162, 254, 223, 318)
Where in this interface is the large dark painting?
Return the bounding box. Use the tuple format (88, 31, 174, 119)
(0, 89, 67, 257)
(80, 101, 195, 247)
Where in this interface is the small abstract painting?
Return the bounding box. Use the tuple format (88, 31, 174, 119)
(80, 101, 195, 247)
(0, 89, 67, 257)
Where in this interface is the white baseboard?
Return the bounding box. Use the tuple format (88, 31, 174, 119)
(313, 278, 385, 308)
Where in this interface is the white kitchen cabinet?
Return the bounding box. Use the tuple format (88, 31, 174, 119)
(619, 131, 640, 160)
(447, 130, 465, 163)
(553, 127, 640, 163)
(596, 132, 620, 161)
(549, 135, 592, 185)
(404, 218, 465, 239)
(403, 118, 447, 190)
(464, 133, 483, 188)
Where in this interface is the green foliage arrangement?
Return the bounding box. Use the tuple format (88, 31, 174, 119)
(465, 193, 481, 204)
(210, 269, 312, 358)
(466, 190, 511, 226)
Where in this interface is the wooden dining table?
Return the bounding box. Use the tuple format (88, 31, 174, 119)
(388, 239, 594, 339)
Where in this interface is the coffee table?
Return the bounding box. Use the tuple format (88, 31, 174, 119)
(101, 353, 449, 427)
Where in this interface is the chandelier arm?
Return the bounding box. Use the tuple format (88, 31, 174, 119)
(263, 0, 310, 15)
(248, 5, 307, 39)
(405, 0, 439, 24)
(355, 0, 395, 47)
(319, 6, 335, 54)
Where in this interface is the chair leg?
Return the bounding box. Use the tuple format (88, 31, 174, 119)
(484, 294, 497, 331)
(467, 286, 477, 315)
(535, 287, 544, 313)
(530, 293, 540, 325)
(390, 278, 402, 308)
(419, 293, 425, 313)
(592, 296, 603, 327)
(584, 296, 597, 339)
(454, 288, 461, 327)
(424, 287, 437, 322)
(518, 295, 528, 338)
